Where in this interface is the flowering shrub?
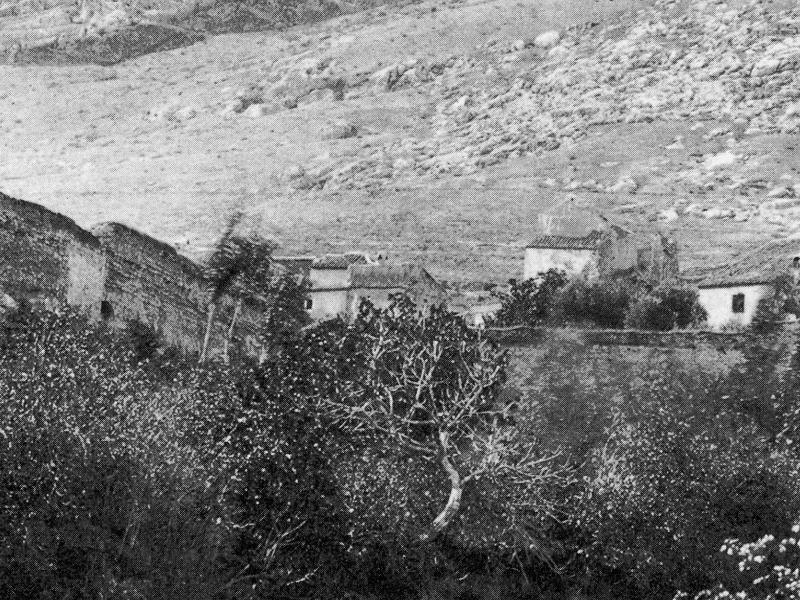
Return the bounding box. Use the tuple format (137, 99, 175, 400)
(574, 404, 800, 599)
(684, 526, 800, 600)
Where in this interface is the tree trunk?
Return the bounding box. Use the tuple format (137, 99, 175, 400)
(223, 298, 242, 365)
(419, 433, 463, 543)
(200, 302, 217, 364)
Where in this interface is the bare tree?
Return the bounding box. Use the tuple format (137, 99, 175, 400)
(322, 296, 564, 543)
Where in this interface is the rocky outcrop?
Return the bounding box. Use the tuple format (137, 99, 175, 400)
(258, 0, 800, 198)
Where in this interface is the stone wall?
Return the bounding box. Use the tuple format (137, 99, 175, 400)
(92, 222, 263, 357)
(0, 192, 105, 317)
(504, 325, 798, 407)
(0, 192, 264, 357)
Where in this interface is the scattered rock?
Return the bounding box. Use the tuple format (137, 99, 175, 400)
(657, 208, 679, 222)
(767, 186, 793, 199)
(243, 103, 275, 118)
(703, 151, 738, 170)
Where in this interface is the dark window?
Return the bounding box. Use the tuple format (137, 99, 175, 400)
(793, 257, 800, 268)
(304, 298, 313, 310)
(732, 293, 745, 314)
(100, 300, 114, 320)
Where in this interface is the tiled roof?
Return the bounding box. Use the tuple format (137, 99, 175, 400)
(527, 230, 604, 250)
(312, 252, 372, 269)
(349, 263, 442, 291)
(696, 238, 800, 288)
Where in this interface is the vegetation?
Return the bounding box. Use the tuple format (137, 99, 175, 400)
(492, 269, 567, 328)
(1, 283, 798, 599)
(623, 285, 707, 331)
(493, 271, 706, 330)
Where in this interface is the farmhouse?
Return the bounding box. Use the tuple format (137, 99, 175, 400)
(693, 238, 800, 330)
(524, 200, 678, 283)
(306, 252, 446, 321)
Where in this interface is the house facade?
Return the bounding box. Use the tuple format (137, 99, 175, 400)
(697, 282, 774, 330)
(348, 263, 447, 316)
(307, 253, 376, 321)
(693, 239, 800, 330)
(305, 253, 446, 321)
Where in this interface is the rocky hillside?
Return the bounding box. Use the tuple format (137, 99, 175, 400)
(1, 0, 799, 285)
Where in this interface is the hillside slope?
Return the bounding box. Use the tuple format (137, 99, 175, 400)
(1, 0, 799, 285)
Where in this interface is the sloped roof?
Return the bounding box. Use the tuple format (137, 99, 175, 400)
(349, 263, 443, 292)
(696, 238, 800, 288)
(527, 230, 604, 250)
(312, 252, 372, 270)
(525, 198, 634, 249)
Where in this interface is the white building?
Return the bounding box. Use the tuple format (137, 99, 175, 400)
(303, 252, 446, 321)
(307, 252, 376, 321)
(693, 239, 800, 330)
(524, 230, 604, 280)
(524, 200, 678, 282)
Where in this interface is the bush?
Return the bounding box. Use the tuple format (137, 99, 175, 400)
(687, 527, 800, 600)
(623, 286, 706, 331)
(0, 304, 347, 599)
(492, 269, 567, 327)
(574, 408, 800, 599)
(552, 277, 637, 329)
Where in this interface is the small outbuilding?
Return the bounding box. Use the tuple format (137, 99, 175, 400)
(305, 252, 445, 321)
(693, 238, 800, 330)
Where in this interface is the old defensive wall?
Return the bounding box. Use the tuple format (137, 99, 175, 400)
(0, 191, 263, 356)
(500, 325, 799, 407)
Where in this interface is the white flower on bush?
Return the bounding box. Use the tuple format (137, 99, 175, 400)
(689, 526, 800, 600)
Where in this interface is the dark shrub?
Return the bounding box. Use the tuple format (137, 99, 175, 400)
(623, 286, 706, 331)
(568, 340, 800, 600)
(492, 269, 567, 327)
(552, 277, 637, 329)
(0, 304, 347, 600)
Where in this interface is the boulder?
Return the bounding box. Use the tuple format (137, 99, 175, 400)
(534, 30, 561, 48)
(322, 121, 358, 140)
(767, 186, 793, 199)
(243, 103, 277, 118)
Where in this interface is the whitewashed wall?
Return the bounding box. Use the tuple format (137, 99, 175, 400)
(308, 289, 348, 321)
(697, 284, 772, 330)
(524, 248, 598, 280)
